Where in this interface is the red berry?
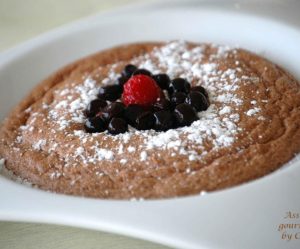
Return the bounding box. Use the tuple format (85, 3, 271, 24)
(122, 75, 161, 107)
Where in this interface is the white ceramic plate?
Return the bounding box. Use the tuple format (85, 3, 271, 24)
(1, 1, 300, 248)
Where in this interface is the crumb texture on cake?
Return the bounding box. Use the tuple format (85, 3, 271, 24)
(0, 41, 300, 199)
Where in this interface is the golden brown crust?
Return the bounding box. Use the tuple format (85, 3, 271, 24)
(0, 41, 300, 199)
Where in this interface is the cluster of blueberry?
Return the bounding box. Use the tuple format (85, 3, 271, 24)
(84, 64, 209, 134)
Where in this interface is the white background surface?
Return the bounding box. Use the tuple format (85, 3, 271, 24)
(1, 1, 300, 249)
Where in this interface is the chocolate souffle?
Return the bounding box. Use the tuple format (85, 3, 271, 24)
(0, 41, 300, 199)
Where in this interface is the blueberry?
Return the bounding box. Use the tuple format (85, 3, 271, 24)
(108, 118, 128, 134)
(124, 104, 145, 125)
(98, 85, 122, 101)
(153, 111, 174, 131)
(174, 103, 198, 127)
(135, 112, 155, 130)
(85, 98, 107, 117)
(171, 92, 187, 106)
(102, 102, 125, 120)
(191, 86, 209, 98)
(168, 78, 191, 95)
(84, 116, 106, 133)
(152, 74, 170, 89)
(122, 64, 137, 78)
(185, 91, 209, 112)
(117, 76, 129, 87)
(152, 98, 173, 111)
(132, 68, 152, 77)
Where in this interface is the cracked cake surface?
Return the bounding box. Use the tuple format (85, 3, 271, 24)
(0, 41, 300, 199)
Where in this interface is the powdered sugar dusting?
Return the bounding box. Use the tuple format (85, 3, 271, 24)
(140, 151, 147, 161)
(32, 139, 46, 151)
(246, 107, 260, 116)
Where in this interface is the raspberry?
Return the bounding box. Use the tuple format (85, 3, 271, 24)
(122, 75, 161, 107)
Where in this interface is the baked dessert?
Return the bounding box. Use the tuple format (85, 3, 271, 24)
(0, 41, 300, 199)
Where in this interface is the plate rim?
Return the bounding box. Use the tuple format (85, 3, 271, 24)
(1, 1, 300, 249)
